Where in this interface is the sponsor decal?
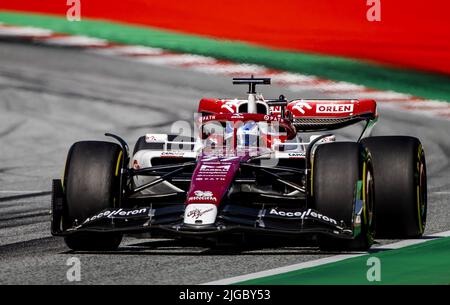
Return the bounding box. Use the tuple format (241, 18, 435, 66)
(319, 136, 336, 143)
(188, 190, 217, 202)
(195, 177, 226, 181)
(186, 207, 214, 219)
(288, 152, 306, 158)
(264, 115, 281, 122)
(146, 135, 157, 142)
(231, 113, 244, 119)
(220, 99, 240, 113)
(82, 208, 149, 225)
(184, 204, 217, 225)
(316, 104, 354, 114)
(201, 115, 216, 122)
(160, 151, 185, 158)
(194, 190, 213, 197)
(201, 156, 238, 162)
(292, 101, 313, 114)
(196, 162, 232, 181)
(269, 208, 338, 225)
(200, 164, 231, 172)
(270, 105, 282, 113)
(145, 134, 167, 143)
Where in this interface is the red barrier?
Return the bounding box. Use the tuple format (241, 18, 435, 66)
(3, 0, 450, 75)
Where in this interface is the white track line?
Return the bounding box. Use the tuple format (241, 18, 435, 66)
(90, 45, 165, 56)
(269, 72, 319, 83)
(0, 190, 48, 194)
(349, 91, 413, 100)
(202, 230, 450, 285)
(431, 191, 450, 195)
(394, 100, 450, 108)
(0, 25, 53, 37)
(135, 54, 217, 65)
(191, 63, 269, 75)
(43, 35, 109, 47)
(287, 81, 366, 92)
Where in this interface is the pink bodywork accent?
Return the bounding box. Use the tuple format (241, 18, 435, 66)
(186, 154, 249, 206)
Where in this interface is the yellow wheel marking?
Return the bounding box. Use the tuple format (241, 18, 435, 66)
(62, 154, 70, 190)
(115, 150, 123, 177)
(362, 161, 367, 225)
(310, 157, 314, 195)
(417, 145, 424, 233)
(114, 151, 123, 208)
(417, 185, 423, 233)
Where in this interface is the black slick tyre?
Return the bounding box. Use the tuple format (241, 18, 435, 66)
(312, 142, 375, 251)
(63, 141, 123, 251)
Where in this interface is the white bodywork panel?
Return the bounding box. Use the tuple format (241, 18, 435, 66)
(132, 149, 197, 194)
(183, 204, 218, 225)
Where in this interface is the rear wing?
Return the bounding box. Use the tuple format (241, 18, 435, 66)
(285, 99, 377, 131)
(198, 98, 377, 132)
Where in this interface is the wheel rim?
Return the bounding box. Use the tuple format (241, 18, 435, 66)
(361, 158, 375, 245)
(417, 153, 427, 233)
(366, 170, 375, 227)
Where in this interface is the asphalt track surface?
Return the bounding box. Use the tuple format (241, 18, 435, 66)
(0, 41, 449, 284)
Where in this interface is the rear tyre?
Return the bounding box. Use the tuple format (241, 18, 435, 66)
(312, 142, 374, 251)
(361, 136, 427, 238)
(63, 141, 123, 251)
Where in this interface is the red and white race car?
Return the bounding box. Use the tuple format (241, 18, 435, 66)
(51, 77, 427, 251)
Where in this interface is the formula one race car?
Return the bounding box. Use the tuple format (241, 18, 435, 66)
(51, 77, 427, 251)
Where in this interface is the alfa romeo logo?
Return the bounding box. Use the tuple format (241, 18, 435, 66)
(194, 190, 213, 197)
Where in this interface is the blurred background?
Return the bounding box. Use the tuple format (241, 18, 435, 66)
(2, 0, 450, 74)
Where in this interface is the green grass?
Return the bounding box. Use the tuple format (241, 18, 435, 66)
(237, 237, 450, 285)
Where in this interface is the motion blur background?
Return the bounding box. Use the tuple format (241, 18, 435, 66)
(2, 0, 450, 74)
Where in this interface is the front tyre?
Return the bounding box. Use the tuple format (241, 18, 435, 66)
(312, 142, 375, 251)
(63, 141, 123, 251)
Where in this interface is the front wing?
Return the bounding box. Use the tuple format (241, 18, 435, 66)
(51, 202, 354, 240)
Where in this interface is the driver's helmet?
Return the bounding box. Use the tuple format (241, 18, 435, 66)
(236, 121, 259, 147)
